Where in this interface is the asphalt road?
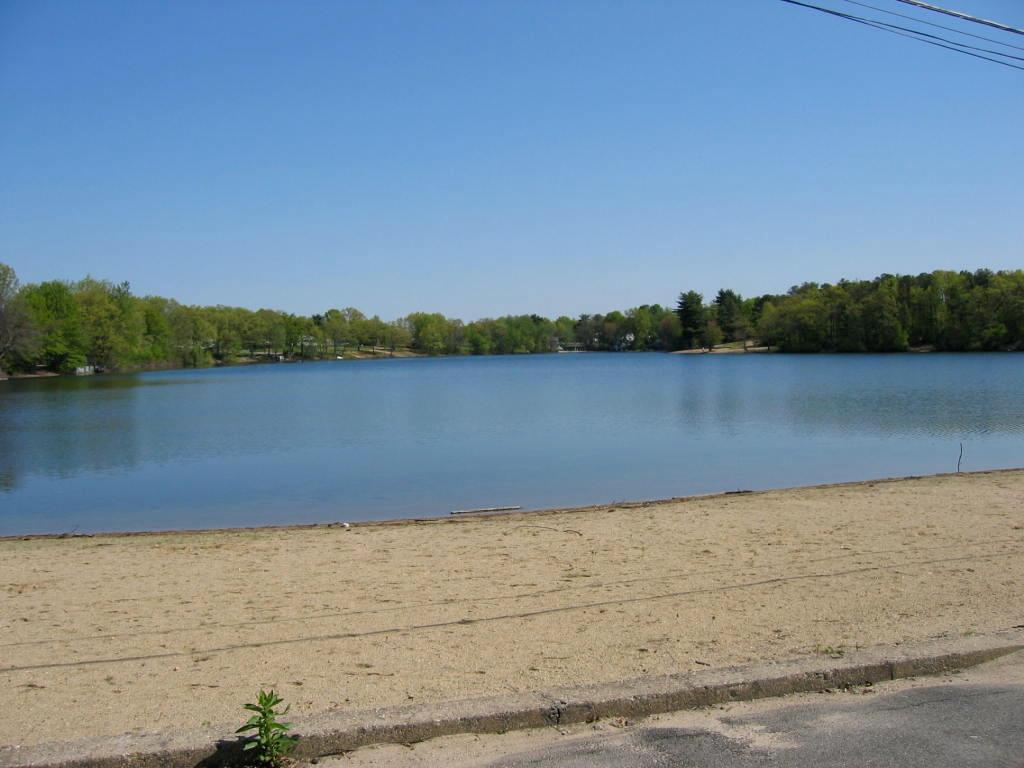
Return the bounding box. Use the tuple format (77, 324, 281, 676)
(329, 650, 1024, 768)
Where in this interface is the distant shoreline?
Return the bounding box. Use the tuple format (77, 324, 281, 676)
(670, 343, 966, 355)
(0, 347, 426, 381)
(8, 342, 1024, 382)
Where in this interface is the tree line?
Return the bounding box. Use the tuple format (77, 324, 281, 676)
(1, 263, 1022, 375)
(681, 269, 1024, 353)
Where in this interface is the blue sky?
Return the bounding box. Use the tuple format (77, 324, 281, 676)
(1, 0, 1021, 319)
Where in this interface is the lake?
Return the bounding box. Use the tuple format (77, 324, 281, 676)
(1, 353, 1022, 535)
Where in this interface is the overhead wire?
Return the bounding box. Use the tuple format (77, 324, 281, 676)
(860, 18, 1024, 61)
(778, 0, 1024, 71)
(839, 0, 1024, 52)
(891, 0, 1024, 36)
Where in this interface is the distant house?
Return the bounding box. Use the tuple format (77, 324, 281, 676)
(74, 365, 95, 376)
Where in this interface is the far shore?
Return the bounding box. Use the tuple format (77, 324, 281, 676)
(4, 344, 1022, 382)
(0, 347, 425, 381)
(3, 468, 1023, 748)
(671, 343, 967, 355)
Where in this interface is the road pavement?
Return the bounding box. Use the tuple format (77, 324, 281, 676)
(328, 649, 1024, 767)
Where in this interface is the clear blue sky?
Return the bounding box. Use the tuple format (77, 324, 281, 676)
(2, 0, 1021, 319)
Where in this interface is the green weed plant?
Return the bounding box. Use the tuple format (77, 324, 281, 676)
(236, 690, 298, 766)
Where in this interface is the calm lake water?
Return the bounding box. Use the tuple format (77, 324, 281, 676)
(2, 353, 1022, 535)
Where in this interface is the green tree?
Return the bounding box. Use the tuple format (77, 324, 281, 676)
(407, 312, 448, 354)
(386, 319, 413, 350)
(757, 290, 829, 352)
(602, 310, 627, 350)
(20, 281, 87, 372)
(139, 296, 172, 362)
(700, 318, 724, 349)
(713, 289, 743, 341)
(69, 278, 146, 368)
(862, 278, 908, 351)
(465, 323, 493, 355)
(657, 312, 681, 350)
(574, 314, 603, 350)
(0, 264, 36, 374)
(553, 316, 576, 348)
(675, 291, 705, 349)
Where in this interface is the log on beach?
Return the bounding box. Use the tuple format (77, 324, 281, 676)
(450, 505, 522, 515)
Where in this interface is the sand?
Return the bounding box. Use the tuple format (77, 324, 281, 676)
(2, 470, 1023, 747)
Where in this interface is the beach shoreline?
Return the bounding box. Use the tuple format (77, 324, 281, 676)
(2, 469, 1023, 748)
(2, 467, 1020, 541)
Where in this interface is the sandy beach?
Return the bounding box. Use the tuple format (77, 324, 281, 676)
(2, 470, 1023, 748)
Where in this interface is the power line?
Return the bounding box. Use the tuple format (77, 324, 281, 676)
(892, 0, 1024, 36)
(778, 0, 1024, 71)
(863, 16, 1024, 61)
(780, 0, 1024, 67)
(840, 0, 1024, 52)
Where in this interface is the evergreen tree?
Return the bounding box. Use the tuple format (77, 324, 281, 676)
(713, 289, 743, 341)
(675, 291, 705, 349)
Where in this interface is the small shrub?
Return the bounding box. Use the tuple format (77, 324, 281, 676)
(236, 690, 298, 765)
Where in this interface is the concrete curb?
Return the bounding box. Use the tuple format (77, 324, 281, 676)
(3, 630, 1022, 768)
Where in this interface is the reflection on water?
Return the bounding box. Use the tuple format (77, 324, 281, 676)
(1, 354, 1022, 534)
(0, 376, 142, 484)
